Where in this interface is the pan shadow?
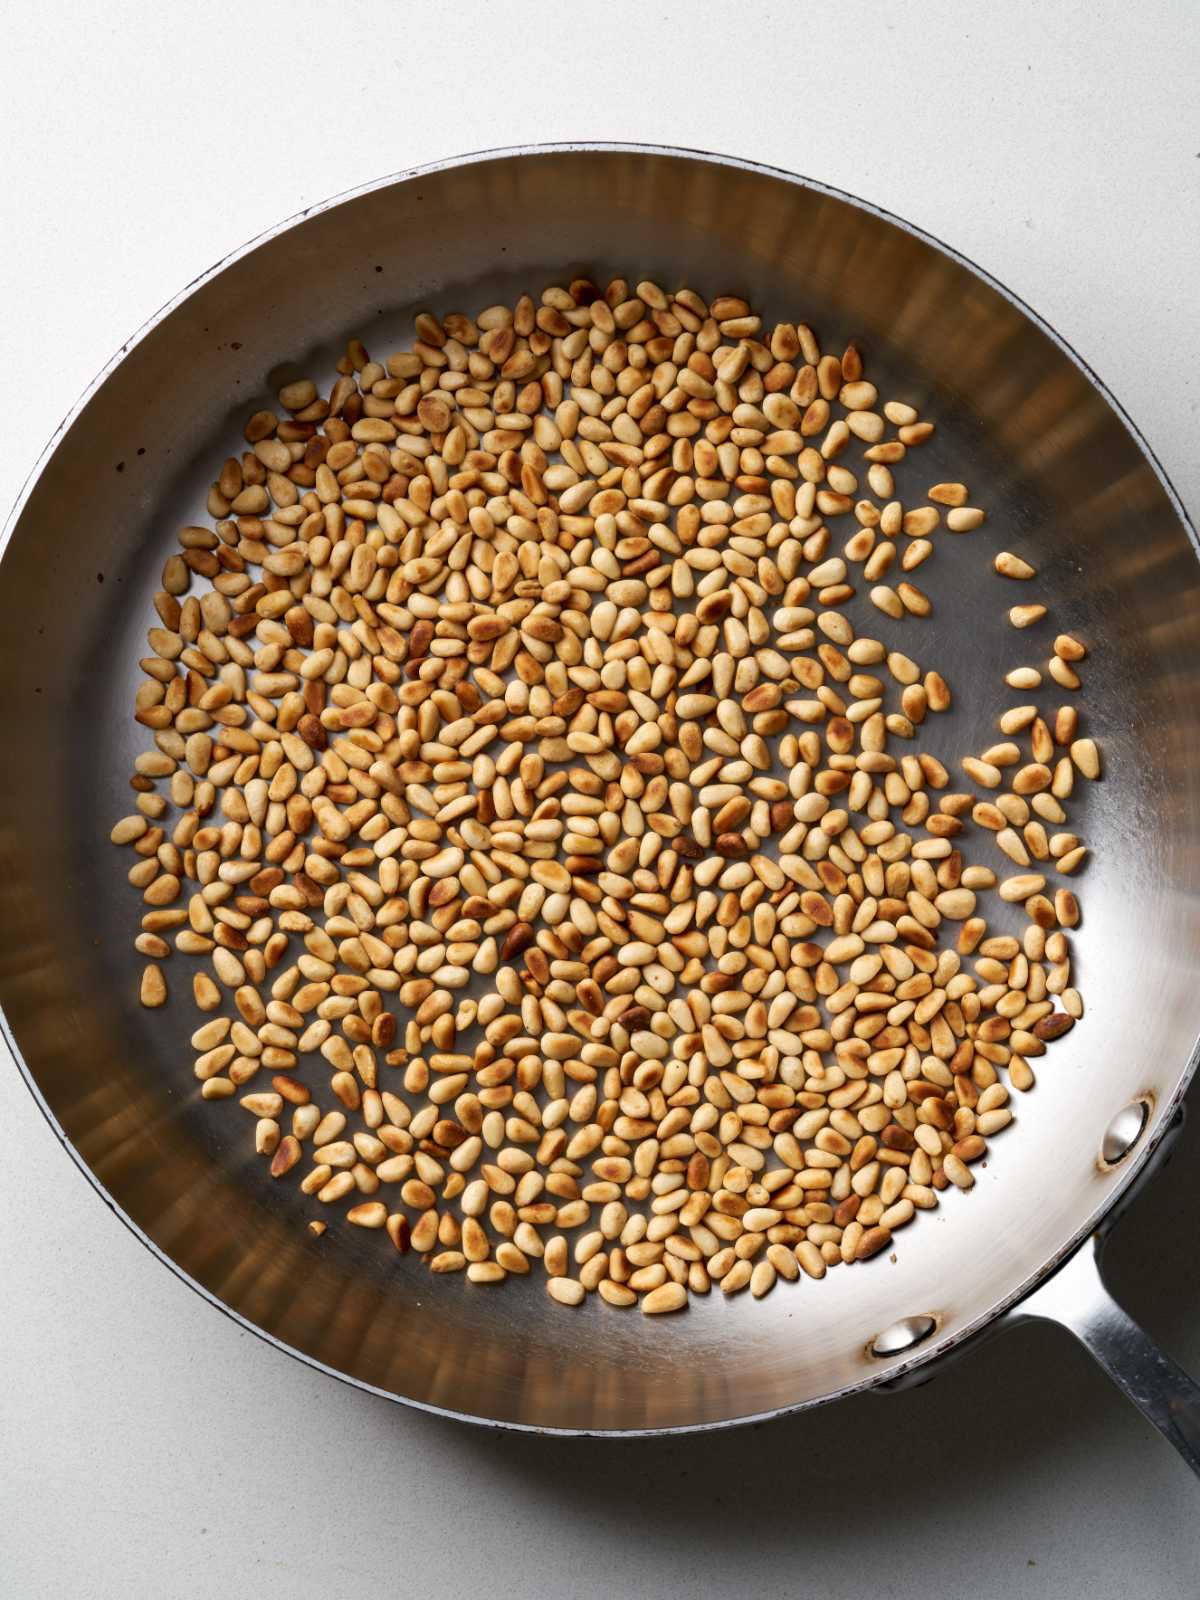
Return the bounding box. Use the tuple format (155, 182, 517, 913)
(386, 1094, 1200, 1565)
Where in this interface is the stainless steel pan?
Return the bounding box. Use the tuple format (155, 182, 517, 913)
(4, 144, 1200, 1461)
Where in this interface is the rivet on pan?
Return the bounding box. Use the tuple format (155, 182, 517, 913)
(868, 1314, 937, 1359)
(1100, 1099, 1150, 1167)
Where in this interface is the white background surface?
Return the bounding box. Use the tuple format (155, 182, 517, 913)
(2, 3, 1199, 1595)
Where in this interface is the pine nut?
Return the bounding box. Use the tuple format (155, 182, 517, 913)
(139, 963, 167, 1008)
(642, 1282, 688, 1314)
(1009, 604, 1047, 629)
(994, 552, 1036, 580)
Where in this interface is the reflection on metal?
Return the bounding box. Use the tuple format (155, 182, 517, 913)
(1101, 1100, 1151, 1166)
(869, 1315, 937, 1359)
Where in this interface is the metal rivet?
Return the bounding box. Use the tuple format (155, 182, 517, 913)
(1101, 1099, 1149, 1166)
(869, 1314, 936, 1358)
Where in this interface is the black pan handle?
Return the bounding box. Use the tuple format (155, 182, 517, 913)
(1017, 1232, 1200, 1476)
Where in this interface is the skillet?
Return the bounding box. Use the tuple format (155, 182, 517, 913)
(2, 143, 1198, 1464)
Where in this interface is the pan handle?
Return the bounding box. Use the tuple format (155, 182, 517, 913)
(1018, 1234, 1200, 1476)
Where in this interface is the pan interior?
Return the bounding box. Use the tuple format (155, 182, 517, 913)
(2, 147, 1197, 1432)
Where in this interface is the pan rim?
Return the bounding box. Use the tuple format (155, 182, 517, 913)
(3, 138, 1198, 1437)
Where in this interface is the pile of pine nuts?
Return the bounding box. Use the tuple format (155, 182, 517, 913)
(112, 277, 1095, 1314)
